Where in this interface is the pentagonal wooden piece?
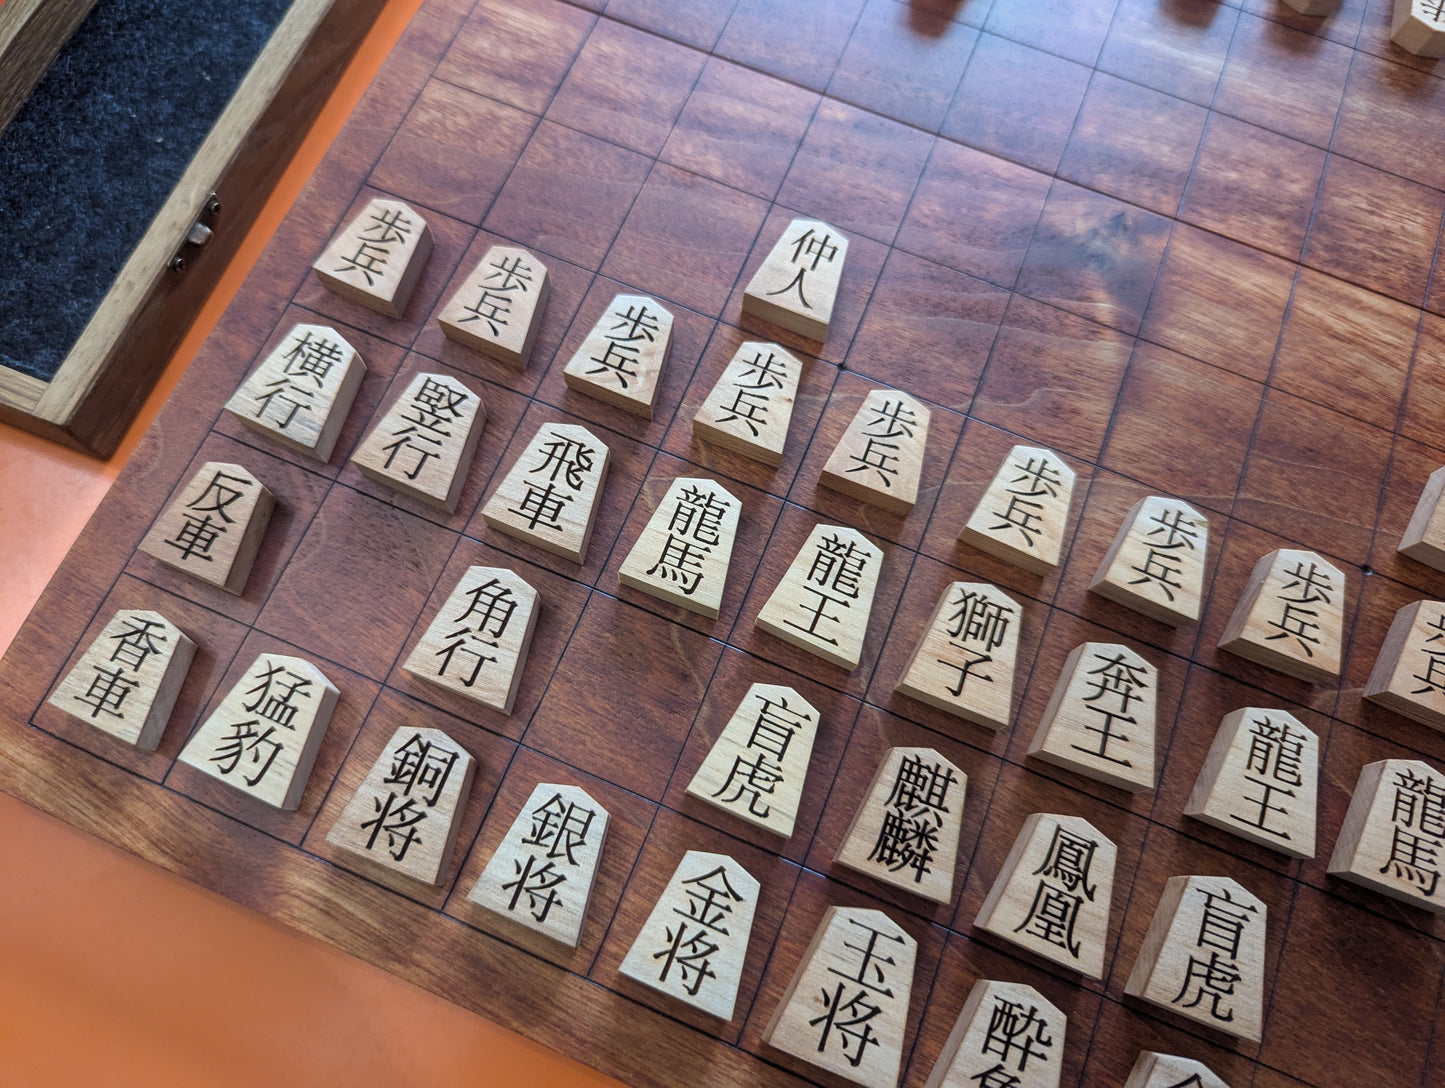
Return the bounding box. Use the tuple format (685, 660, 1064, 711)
(1364, 599, 1445, 731)
(755, 523, 884, 670)
(402, 566, 540, 714)
(692, 341, 803, 466)
(1217, 549, 1344, 683)
(1328, 758, 1445, 913)
(1123, 875, 1266, 1042)
(1124, 1051, 1230, 1088)
(562, 293, 673, 418)
(959, 445, 1076, 575)
(313, 197, 433, 317)
(925, 979, 1066, 1088)
(894, 582, 1020, 730)
(742, 217, 849, 341)
(1088, 496, 1209, 626)
(138, 462, 275, 595)
(1281, 0, 1339, 13)
(351, 372, 487, 512)
(1392, 0, 1445, 57)
(618, 477, 742, 619)
(1399, 466, 1445, 571)
(48, 609, 196, 750)
(480, 422, 611, 563)
(223, 324, 366, 462)
(819, 389, 930, 516)
(438, 245, 551, 368)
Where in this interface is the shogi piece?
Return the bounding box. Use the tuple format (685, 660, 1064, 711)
(618, 850, 760, 1021)
(1124, 1051, 1229, 1088)
(742, 217, 848, 342)
(763, 906, 915, 1088)
(1399, 466, 1445, 571)
(351, 372, 486, 512)
(562, 294, 673, 418)
(894, 582, 1020, 730)
(1184, 708, 1319, 859)
(313, 197, 432, 317)
(1028, 643, 1158, 793)
(819, 389, 931, 516)
(618, 477, 742, 618)
(139, 462, 275, 595)
(48, 610, 196, 750)
(480, 422, 611, 563)
(1364, 599, 1445, 731)
(468, 782, 609, 947)
(1392, 0, 1445, 57)
(1088, 496, 1209, 626)
(1124, 875, 1266, 1041)
(1327, 758, 1445, 913)
(834, 747, 967, 904)
(925, 979, 1066, 1088)
(1217, 549, 1344, 683)
(960, 446, 1076, 575)
(402, 566, 539, 715)
(223, 324, 366, 462)
(975, 813, 1116, 979)
(755, 523, 884, 670)
(325, 726, 475, 885)
(692, 341, 803, 466)
(1282, 0, 1340, 14)
(438, 245, 551, 368)
(686, 683, 820, 838)
(176, 654, 339, 810)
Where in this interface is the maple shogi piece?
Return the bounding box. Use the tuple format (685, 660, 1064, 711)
(894, 582, 1020, 730)
(975, 813, 1117, 979)
(481, 422, 611, 563)
(1123, 875, 1266, 1041)
(755, 524, 884, 670)
(1089, 496, 1209, 626)
(325, 726, 475, 885)
(402, 566, 539, 715)
(1217, 549, 1344, 683)
(351, 372, 486, 512)
(1364, 599, 1445, 731)
(176, 654, 339, 810)
(468, 782, 609, 947)
(313, 197, 433, 317)
(1124, 1051, 1230, 1088)
(1282, 0, 1339, 14)
(692, 341, 803, 466)
(223, 324, 366, 462)
(819, 389, 931, 517)
(48, 610, 196, 750)
(1327, 758, 1445, 913)
(1028, 643, 1158, 793)
(925, 979, 1066, 1088)
(835, 747, 967, 904)
(618, 850, 760, 1021)
(742, 217, 848, 342)
(763, 906, 916, 1088)
(960, 446, 1076, 575)
(1399, 466, 1445, 571)
(438, 245, 551, 368)
(1392, 0, 1445, 57)
(1184, 708, 1319, 859)
(562, 294, 673, 418)
(139, 462, 275, 595)
(618, 477, 742, 618)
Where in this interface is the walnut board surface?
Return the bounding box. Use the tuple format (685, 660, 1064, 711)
(4, 1, 1445, 1086)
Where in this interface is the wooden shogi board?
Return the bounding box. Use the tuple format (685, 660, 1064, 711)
(3, 0, 1445, 1085)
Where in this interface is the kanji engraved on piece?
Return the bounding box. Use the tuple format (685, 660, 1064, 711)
(755, 523, 884, 670)
(562, 294, 674, 418)
(1328, 757, 1445, 913)
(975, 813, 1117, 979)
(742, 217, 849, 342)
(693, 341, 804, 466)
(1184, 708, 1319, 859)
(762, 905, 916, 1088)
(618, 850, 760, 1021)
(1124, 1051, 1231, 1088)
(138, 462, 276, 595)
(1124, 875, 1266, 1042)
(468, 782, 610, 948)
(1397, 465, 1445, 572)
(438, 245, 551, 369)
(1364, 599, 1445, 732)
(1089, 496, 1209, 626)
(835, 747, 967, 905)
(925, 979, 1066, 1088)
(480, 422, 611, 563)
(960, 446, 1076, 575)
(618, 477, 742, 618)
(176, 654, 339, 810)
(351, 372, 487, 512)
(313, 197, 433, 317)
(402, 566, 539, 714)
(894, 581, 1020, 730)
(325, 726, 475, 886)
(1027, 643, 1158, 793)
(1217, 549, 1344, 683)
(1391, 0, 1445, 57)
(48, 609, 196, 750)
(819, 389, 931, 517)
(223, 324, 366, 463)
